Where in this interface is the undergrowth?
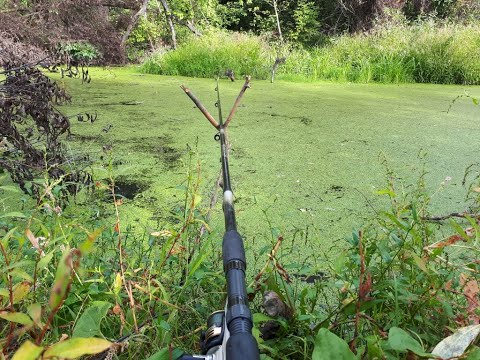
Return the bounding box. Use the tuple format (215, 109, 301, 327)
(1, 144, 480, 359)
(141, 31, 271, 80)
(142, 18, 480, 85)
(0, 149, 225, 359)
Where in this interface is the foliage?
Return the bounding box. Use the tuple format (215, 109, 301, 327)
(0, 146, 225, 359)
(142, 18, 480, 85)
(57, 42, 100, 64)
(2, 67, 479, 358)
(0, 0, 127, 63)
(249, 159, 480, 359)
(142, 30, 272, 79)
(0, 59, 92, 200)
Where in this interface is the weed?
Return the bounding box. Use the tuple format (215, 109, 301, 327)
(142, 21, 480, 85)
(250, 160, 480, 359)
(0, 148, 225, 359)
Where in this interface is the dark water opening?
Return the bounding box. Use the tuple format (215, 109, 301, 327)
(114, 178, 149, 199)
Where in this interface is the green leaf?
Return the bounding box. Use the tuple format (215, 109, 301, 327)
(37, 251, 54, 271)
(333, 251, 347, 274)
(472, 97, 479, 106)
(312, 328, 356, 360)
(10, 268, 34, 282)
(113, 272, 122, 296)
(1, 227, 17, 248)
(253, 313, 274, 324)
(467, 347, 480, 360)
(410, 252, 428, 273)
(375, 189, 396, 197)
(388, 327, 433, 357)
(50, 248, 74, 309)
(12, 340, 44, 360)
(0, 212, 27, 219)
(0, 311, 33, 325)
(80, 228, 102, 254)
(0, 288, 9, 298)
(27, 303, 43, 327)
(145, 348, 183, 360)
(158, 319, 171, 331)
(0, 185, 21, 193)
(73, 301, 111, 338)
(43, 338, 111, 359)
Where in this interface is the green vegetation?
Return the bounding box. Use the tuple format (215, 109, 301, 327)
(143, 20, 480, 84)
(57, 41, 100, 64)
(2, 67, 479, 358)
(142, 31, 271, 79)
(2, 0, 480, 357)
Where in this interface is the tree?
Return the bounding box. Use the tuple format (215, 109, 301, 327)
(0, 34, 91, 200)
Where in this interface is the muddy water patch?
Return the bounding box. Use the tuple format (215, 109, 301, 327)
(113, 176, 150, 200)
(133, 136, 182, 170)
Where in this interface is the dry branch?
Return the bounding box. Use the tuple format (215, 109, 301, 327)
(422, 212, 479, 221)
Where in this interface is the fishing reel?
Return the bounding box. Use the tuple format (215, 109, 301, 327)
(180, 310, 229, 360)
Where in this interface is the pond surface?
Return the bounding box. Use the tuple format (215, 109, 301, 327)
(59, 67, 480, 256)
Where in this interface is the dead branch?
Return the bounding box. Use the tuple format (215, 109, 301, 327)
(158, 0, 177, 49)
(422, 212, 479, 221)
(120, 0, 150, 51)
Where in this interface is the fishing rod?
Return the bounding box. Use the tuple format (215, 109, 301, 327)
(179, 76, 259, 360)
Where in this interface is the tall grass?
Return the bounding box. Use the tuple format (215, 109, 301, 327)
(142, 31, 271, 79)
(305, 21, 480, 84)
(142, 21, 480, 85)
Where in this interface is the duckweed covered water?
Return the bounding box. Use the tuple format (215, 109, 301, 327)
(46, 67, 480, 254)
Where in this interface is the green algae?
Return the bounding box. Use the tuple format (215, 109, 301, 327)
(28, 67, 480, 253)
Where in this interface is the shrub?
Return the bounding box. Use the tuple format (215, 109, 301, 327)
(0, 150, 224, 359)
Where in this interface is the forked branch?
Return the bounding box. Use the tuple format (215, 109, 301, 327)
(181, 75, 251, 129)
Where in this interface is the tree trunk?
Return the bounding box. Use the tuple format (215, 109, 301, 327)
(158, 0, 177, 49)
(271, 0, 283, 42)
(120, 0, 149, 52)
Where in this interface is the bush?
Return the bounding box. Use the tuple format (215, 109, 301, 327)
(285, 20, 480, 84)
(0, 150, 224, 359)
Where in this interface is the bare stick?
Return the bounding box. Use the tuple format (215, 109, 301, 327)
(224, 76, 251, 128)
(180, 85, 219, 129)
(422, 212, 479, 222)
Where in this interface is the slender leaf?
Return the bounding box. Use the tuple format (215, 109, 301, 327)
(0, 311, 33, 325)
(12, 281, 31, 304)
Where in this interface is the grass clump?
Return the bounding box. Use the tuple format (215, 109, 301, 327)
(142, 18, 480, 85)
(280, 20, 480, 84)
(142, 31, 271, 79)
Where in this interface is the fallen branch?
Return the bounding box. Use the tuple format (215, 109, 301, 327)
(422, 212, 479, 221)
